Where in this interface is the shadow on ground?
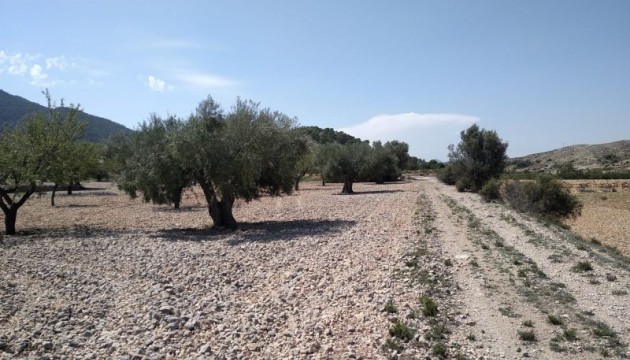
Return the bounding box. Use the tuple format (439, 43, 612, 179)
(152, 219, 355, 245)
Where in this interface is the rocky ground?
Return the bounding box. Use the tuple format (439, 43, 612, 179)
(1, 179, 628, 359)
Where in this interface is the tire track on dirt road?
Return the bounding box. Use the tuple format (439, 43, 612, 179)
(416, 177, 629, 359)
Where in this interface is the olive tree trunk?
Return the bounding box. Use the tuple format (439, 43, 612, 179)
(198, 180, 238, 230)
(51, 184, 58, 207)
(341, 179, 354, 194)
(1, 190, 33, 235)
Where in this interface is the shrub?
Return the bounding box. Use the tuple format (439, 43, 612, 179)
(389, 321, 415, 341)
(504, 175, 582, 221)
(480, 179, 501, 202)
(455, 179, 469, 192)
(437, 165, 457, 185)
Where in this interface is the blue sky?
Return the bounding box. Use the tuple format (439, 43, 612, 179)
(1, 1, 629, 160)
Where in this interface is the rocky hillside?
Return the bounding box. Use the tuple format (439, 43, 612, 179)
(0, 89, 131, 142)
(507, 140, 630, 172)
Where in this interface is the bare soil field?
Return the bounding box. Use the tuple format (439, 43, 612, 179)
(1, 179, 629, 359)
(564, 180, 630, 256)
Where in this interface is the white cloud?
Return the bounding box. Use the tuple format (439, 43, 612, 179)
(1, 50, 102, 88)
(340, 113, 479, 140)
(0, 50, 36, 75)
(146, 75, 173, 92)
(175, 72, 236, 89)
(340, 112, 480, 161)
(29, 64, 55, 86)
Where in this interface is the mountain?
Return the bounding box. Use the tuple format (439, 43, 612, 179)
(507, 140, 630, 172)
(0, 89, 132, 142)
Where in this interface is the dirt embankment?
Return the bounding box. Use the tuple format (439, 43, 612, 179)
(1, 179, 628, 359)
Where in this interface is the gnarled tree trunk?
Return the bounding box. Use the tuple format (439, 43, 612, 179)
(198, 179, 238, 230)
(341, 179, 354, 194)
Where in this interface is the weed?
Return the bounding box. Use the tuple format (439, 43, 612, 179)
(454, 353, 469, 360)
(576, 243, 588, 251)
(444, 258, 453, 267)
(480, 243, 490, 250)
(382, 338, 402, 352)
(564, 328, 577, 341)
(600, 347, 610, 357)
(606, 273, 617, 282)
(522, 320, 534, 328)
(420, 295, 439, 317)
(499, 305, 520, 318)
(432, 342, 447, 357)
(612, 289, 628, 296)
(405, 258, 418, 268)
(383, 301, 398, 314)
(547, 314, 564, 325)
(495, 239, 505, 248)
(572, 261, 593, 272)
(548, 253, 564, 263)
(425, 322, 450, 341)
(590, 238, 602, 246)
(592, 322, 615, 337)
(466, 333, 476, 341)
(389, 321, 415, 341)
(469, 260, 479, 267)
(589, 278, 601, 285)
(518, 330, 537, 342)
(549, 337, 567, 352)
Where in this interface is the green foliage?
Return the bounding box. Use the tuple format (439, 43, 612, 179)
(0, 90, 86, 234)
(112, 115, 192, 208)
(420, 295, 439, 317)
(111, 95, 306, 229)
(300, 126, 364, 145)
(455, 179, 469, 192)
(441, 124, 508, 191)
(504, 175, 582, 220)
(389, 321, 415, 341)
(437, 165, 457, 185)
(480, 179, 501, 202)
(366, 141, 400, 183)
(383, 140, 410, 171)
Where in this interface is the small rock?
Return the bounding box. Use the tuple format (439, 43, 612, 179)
(246, 342, 260, 352)
(199, 344, 212, 354)
(159, 306, 175, 315)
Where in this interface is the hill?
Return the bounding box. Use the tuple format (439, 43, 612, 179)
(0, 89, 132, 142)
(507, 140, 630, 172)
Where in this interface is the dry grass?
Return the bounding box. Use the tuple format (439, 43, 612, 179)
(564, 180, 630, 256)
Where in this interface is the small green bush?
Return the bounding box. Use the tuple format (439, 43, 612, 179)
(504, 175, 582, 220)
(455, 179, 469, 192)
(420, 295, 439, 317)
(389, 321, 415, 341)
(480, 179, 501, 202)
(437, 166, 457, 185)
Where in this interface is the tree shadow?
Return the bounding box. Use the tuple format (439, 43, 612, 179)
(152, 205, 206, 213)
(151, 219, 355, 245)
(0, 225, 134, 247)
(335, 189, 404, 195)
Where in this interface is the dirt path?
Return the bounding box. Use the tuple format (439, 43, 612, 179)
(399, 177, 629, 359)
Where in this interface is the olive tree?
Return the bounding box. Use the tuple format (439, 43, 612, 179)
(316, 142, 372, 194)
(112, 115, 193, 209)
(0, 92, 84, 234)
(114, 96, 307, 229)
(445, 124, 508, 191)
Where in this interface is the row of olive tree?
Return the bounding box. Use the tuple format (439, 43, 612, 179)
(110, 96, 308, 230)
(0, 91, 96, 235)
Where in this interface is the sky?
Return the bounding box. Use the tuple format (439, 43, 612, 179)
(1, 0, 629, 161)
